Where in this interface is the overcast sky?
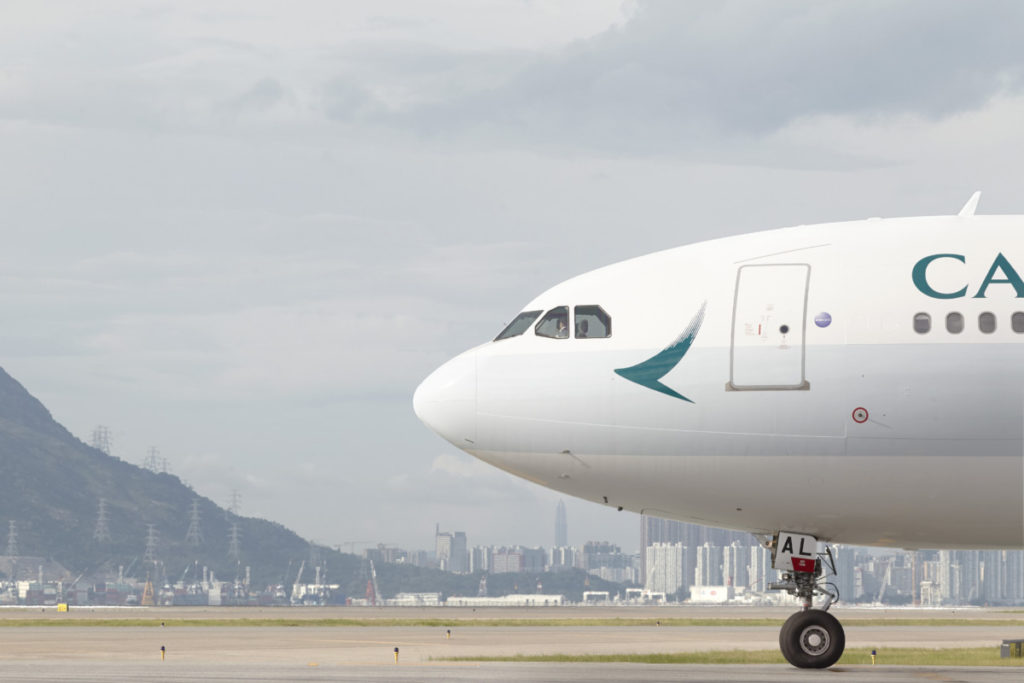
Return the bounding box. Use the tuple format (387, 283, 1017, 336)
(2, 1, 1023, 555)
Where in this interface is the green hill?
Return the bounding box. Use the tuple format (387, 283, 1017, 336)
(0, 366, 358, 589)
(0, 366, 626, 602)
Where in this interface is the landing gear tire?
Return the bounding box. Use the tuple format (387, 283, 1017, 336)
(779, 609, 845, 669)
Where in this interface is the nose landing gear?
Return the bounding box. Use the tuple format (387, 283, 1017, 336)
(767, 531, 844, 669)
(779, 608, 845, 668)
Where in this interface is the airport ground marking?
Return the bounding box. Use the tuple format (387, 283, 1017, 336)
(435, 648, 1024, 666)
(2, 617, 1024, 628)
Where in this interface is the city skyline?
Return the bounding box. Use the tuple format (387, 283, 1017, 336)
(377, 512, 1024, 607)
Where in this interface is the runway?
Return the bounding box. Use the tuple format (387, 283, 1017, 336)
(0, 661, 1020, 682)
(0, 606, 1021, 681)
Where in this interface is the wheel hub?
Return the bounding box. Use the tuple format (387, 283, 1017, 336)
(799, 625, 830, 656)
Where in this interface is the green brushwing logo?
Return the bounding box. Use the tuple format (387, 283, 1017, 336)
(614, 302, 706, 403)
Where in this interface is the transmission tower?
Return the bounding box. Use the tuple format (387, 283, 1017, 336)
(227, 522, 241, 560)
(93, 498, 111, 543)
(185, 500, 203, 546)
(143, 447, 169, 473)
(91, 426, 112, 456)
(227, 490, 241, 516)
(143, 447, 158, 472)
(5, 521, 18, 557)
(143, 524, 159, 565)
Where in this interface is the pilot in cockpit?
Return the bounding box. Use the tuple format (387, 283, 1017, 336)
(555, 318, 569, 338)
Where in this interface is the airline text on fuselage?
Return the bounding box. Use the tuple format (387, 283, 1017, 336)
(912, 253, 1024, 299)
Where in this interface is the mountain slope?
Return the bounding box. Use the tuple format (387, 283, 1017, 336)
(0, 366, 357, 587)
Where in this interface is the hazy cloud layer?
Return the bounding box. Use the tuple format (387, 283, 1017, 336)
(325, 1, 1024, 159)
(0, 1, 1022, 552)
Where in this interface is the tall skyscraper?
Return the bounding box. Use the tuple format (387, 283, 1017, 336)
(435, 527, 469, 573)
(645, 543, 686, 596)
(722, 541, 749, 589)
(695, 543, 724, 586)
(831, 545, 857, 603)
(435, 528, 452, 571)
(960, 550, 981, 603)
(641, 515, 704, 588)
(1006, 550, 1024, 604)
(555, 500, 568, 548)
(748, 543, 772, 593)
(982, 549, 1005, 604)
(450, 532, 469, 573)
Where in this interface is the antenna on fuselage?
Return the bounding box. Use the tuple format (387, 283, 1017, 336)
(957, 191, 981, 217)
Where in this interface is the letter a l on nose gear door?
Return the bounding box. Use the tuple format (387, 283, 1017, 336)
(727, 263, 810, 391)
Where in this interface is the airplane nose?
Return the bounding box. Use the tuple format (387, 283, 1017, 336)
(413, 349, 478, 446)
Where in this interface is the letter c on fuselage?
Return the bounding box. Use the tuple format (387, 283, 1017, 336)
(912, 253, 967, 299)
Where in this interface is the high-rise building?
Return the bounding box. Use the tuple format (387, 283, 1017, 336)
(492, 548, 523, 573)
(435, 528, 452, 571)
(470, 546, 491, 574)
(450, 532, 469, 573)
(1006, 550, 1024, 604)
(960, 550, 982, 603)
(645, 543, 687, 596)
(435, 527, 468, 573)
(555, 500, 568, 548)
(694, 543, 723, 587)
(722, 541, 749, 590)
(748, 543, 772, 593)
(641, 515, 693, 585)
(550, 545, 578, 572)
(521, 547, 547, 573)
(832, 545, 858, 603)
(584, 541, 636, 584)
(938, 549, 955, 603)
(982, 549, 1005, 604)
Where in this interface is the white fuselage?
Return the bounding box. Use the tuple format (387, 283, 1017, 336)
(414, 215, 1024, 549)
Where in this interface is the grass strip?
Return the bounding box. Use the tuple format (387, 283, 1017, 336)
(437, 648, 1024, 666)
(1, 617, 1024, 628)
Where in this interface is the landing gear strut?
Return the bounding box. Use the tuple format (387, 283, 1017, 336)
(767, 531, 844, 669)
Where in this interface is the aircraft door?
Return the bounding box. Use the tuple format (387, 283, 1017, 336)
(728, 263, 810, 391)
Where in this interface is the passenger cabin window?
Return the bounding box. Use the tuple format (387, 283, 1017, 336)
(494, 310, 542, 341)
(575, 305, 612, 339)
(979, 312, 997, 334)
(913, 313, 931, 334)
(1013, 312, 1024, 333)
(946, 312, 964, 334)
(535, 306, 570, 339)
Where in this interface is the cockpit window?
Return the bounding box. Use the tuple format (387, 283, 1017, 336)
(575, 305, 611, 338)
(494, 310, 542, 341)
(535, 306, 570, 339)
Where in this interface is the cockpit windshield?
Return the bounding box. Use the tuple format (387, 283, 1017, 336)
(494, 310, 542, 341)
(535, 306, 570, 339)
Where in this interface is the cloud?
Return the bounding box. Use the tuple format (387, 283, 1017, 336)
(5, 0, 1024, 555)
(429, 452, 495, 479)
(319, 1, 1024, 160)
(223, 77, 291, 114)
(387, 451, 535, 506)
